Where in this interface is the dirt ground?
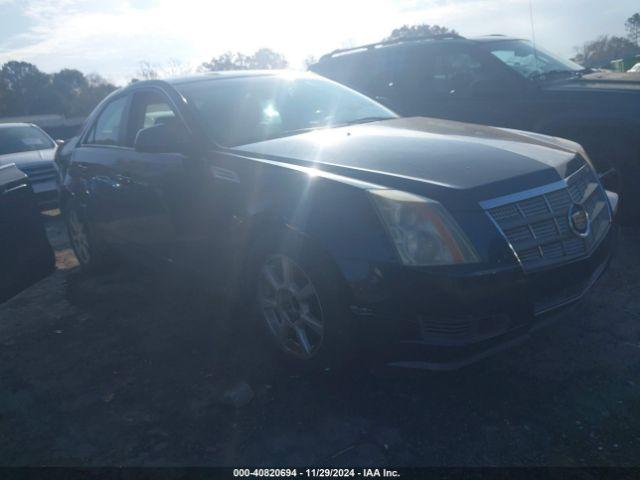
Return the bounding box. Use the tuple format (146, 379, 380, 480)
(1, 211, 639, 467)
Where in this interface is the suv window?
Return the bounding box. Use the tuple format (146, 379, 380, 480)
(328, 45, 493, 101)
(126, 90, 179, 147)
(85, 96, 128, 146)
(431, 50, 486, 96)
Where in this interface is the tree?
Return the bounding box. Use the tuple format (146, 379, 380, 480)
(200, 52, 248, 71)
(384, 24, 458, 42)
(52, 69, 89, 116)
(138, 61, 159, 80)
(133, 59, 191, 83)
(200, 48, 288, 72)
(249, 48, 288, 70)
(303, 55, 318, 68)
(572, 35, 640, 68)
(165, 58, 189, 77)
(0, 61, 52, 115)
(0, 61, 117, 118)
(626, 13, 640, 46)
(75, 73, 117, 116)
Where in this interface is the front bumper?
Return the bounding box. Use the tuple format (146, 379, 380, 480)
(349, 221, 617, 370)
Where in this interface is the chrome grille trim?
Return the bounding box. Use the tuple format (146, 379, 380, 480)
(481, 165, 612, 272)
(18, 163, 57, 184)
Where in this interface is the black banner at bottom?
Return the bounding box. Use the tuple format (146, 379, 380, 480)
(1, 468, 640, 480)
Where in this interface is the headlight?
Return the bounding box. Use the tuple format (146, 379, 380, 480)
(369, 189, 479, 266)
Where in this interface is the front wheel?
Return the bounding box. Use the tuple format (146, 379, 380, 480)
(258, 254, 326, 360)
(251, 241, 354, 371)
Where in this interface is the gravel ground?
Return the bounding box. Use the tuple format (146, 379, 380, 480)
(0, 211, 639, 466)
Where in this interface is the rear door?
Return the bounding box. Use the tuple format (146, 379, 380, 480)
(69, 93, 131, 242)
(418, 44, 532, 128)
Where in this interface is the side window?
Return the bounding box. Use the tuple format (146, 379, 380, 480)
(126, 90, 179, 147)
(369, 46, 491, 100)
(367, 47, 438, 100)
(85, 96, 128, 146)
(366, 50, 401, 97)
(432, 51, 487, 95)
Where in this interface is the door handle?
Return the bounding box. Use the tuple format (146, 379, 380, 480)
(76, 163, 89, 171)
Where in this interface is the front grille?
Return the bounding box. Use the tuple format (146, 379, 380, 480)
(417, 314, 511, 345)
(19, 163, 57, 184)
(483, 165, 611, 272)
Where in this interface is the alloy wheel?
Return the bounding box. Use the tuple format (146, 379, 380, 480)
(258, 254, 324, 359)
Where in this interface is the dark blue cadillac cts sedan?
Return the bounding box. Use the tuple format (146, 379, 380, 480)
(56, 71, 618, 370)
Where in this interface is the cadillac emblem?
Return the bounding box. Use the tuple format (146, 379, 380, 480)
(568, 203, 590, 238)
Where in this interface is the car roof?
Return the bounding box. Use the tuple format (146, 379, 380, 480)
(124, 70, 310, 91)
(316, 34, 525, 62)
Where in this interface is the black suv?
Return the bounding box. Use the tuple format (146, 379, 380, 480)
(310, 35, 640, 220)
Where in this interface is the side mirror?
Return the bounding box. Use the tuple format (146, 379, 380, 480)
(55, 139, 65, 147)
(134, 122, 189, 154)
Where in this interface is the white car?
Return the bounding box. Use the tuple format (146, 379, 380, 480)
(0, 123, 59, 209)
(628, 63, 640, 73)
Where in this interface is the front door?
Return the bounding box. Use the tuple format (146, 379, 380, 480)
(115, 88, 220, 272)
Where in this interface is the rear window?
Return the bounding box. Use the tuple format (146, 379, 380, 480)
(0, 126, 55, 155)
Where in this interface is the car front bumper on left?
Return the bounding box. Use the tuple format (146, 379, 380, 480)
(18, 162, 59, 210)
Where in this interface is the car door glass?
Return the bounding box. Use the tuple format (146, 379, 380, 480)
(434, 52, 485, 96)
(126, 90, 180, 147)
(85, 96, 128, 146)
(143, 102, 176, 128)
(368, 47, 437, 101)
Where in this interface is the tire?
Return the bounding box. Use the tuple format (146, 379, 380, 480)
(64, 201, 111, 271)
(247, 234, 355, 372)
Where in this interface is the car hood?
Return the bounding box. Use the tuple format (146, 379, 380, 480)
(233, 117, 584, 205)
(0, 148, 56, 167)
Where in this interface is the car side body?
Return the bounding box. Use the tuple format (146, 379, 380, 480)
(57, 72, 617, 369)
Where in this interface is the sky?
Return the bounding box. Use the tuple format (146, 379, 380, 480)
(0, 0, 636, 85)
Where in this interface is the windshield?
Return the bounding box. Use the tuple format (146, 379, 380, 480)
(480, 39, 584, 80)
(176, 74, 396, 147)
(0, 125, 55, 155)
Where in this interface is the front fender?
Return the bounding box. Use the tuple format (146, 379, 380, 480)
(221, 153, 398, 297)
